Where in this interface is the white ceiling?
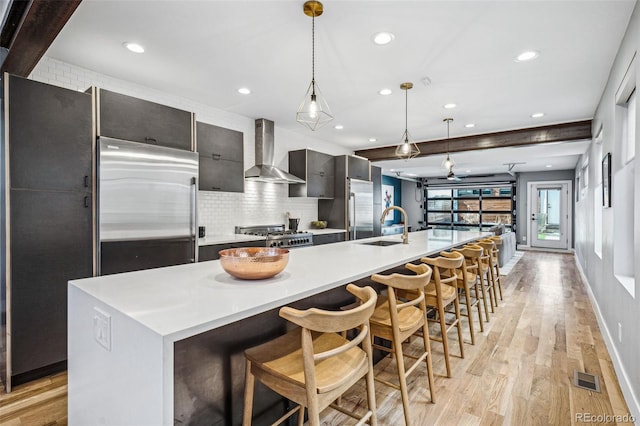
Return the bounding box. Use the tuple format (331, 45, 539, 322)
(45, 0, 636, 177)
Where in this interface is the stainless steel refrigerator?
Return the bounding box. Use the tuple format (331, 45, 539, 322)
(348, 178, 374, 240)
(98, 137, 199, 275)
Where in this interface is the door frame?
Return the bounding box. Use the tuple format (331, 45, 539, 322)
(526, 180, 572, 249)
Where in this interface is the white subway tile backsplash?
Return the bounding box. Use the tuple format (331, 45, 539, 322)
(30, 56, 350, 235)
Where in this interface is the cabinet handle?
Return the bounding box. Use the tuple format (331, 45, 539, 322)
(319, 171, 325, 177)
(212, 186, 221, 191)
(212, 154, 221, 160)
(84, 175, 89, 188)
(84, 196, 90, 208)
(319, 194, 325, 197)
(145, 137, 157, 144)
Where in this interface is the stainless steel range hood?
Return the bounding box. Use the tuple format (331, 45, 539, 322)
(245, 118, 305, 184)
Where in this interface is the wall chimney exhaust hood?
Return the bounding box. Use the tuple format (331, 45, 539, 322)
(245, 118, 305, 184)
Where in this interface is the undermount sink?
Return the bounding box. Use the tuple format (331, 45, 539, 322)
(360, 240, 403, 246)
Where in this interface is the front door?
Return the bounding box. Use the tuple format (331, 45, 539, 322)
(529, 182, 571, 249)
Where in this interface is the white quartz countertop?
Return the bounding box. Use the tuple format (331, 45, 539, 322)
(198, 234, 266, 246)
(70, 229, 489, 342)
(302, 228, 347, 235)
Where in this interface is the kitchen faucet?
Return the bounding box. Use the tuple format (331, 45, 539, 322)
(380, 206, 409, 244)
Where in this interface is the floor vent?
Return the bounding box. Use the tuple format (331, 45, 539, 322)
(574, 370, 601, 392)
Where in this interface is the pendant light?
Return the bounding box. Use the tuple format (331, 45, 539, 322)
(395, 82, 420, 160)
(441, 117, 455, 170)
(296, 1, 333, 131)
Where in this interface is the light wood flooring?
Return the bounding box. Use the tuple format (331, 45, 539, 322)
(0, 251, 633, 425)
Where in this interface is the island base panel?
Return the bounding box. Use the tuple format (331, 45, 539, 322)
(173, 284, 359, 425)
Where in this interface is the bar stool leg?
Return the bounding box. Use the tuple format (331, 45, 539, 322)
(438, 302, 451, 377)
(392, 325, 412, 426)
(462, 286, 476, 345)
(453, 296, 465, 359)
(421, 315, 436, 404)
(242, 359, 255, 426)
(473, 276, 485, 332)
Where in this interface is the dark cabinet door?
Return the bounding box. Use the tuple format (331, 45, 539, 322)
(312, 233, 346, 245)
(307, 151, 334, 176)
(199, 155, 244, 192)
(98, 89, 193, 151)
(10, 189, 93, 377)
(288, 150, 335, 198)
(197, 122, 244, 193)
(306, 173, 334, 198)
(198, 241, 265, 262)
(100, 238, 195, 275)
(8, 76, 92, 191)
(347, 156, 370, 181)
(196, 122, 243, 161)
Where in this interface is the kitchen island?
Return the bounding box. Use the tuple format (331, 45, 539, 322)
(68, 229, 488, 425)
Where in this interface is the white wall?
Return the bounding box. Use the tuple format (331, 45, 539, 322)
(28, 56, 352, 234)
(400, 179, 424, 231)
(574, 1, 640, 419)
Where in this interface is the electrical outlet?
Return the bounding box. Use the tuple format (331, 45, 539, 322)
(618, 322, 622, 343)
(94, 307, 111, 351)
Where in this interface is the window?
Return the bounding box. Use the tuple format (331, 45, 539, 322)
(425, 184, 515, 232)
(613, 57, 635, 297)
(622, 89, 636, 164)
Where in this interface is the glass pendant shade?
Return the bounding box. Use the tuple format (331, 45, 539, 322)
(447, 168, 456, 180)
(395, 130, 420, 159)
(296, 80, 333, 131)
(441, 153, 455, 169)
(395, 82, 420, 160)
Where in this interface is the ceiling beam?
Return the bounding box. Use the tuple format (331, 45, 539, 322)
(1, 0, 82, 77)
(355, 120, 592, 162)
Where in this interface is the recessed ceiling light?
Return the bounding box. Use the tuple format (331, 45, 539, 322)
(465, 123, 475, 128)
(237, 87, 251, 95)
(334, 124, 344, 130)
(372, 32, 395, 45)
(369, 138, 377, 142)
(516, 50, 540, 62)
(444, 103, 457, 109)
(466, 170, 472, 173)
(546, 164, 553, 168)
(378, 88, 392, 96)
(405, 173, 417, 177)
(531, 112, 545, 118)
(123, 42, 144, 53)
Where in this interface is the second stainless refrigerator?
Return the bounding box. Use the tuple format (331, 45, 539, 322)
(98, 137, 199, 275)
(348, 178, 374, 240)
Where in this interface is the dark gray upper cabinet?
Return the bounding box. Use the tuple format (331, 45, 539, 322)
(347, 155, 371, 181)
(197, 122, 244, 193)
(98, 88, 193, 151)
(289, 149, 335, 198)
(8, 76, 92, 191)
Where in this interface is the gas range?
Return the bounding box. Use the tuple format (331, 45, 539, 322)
(235, 224, 313, 248)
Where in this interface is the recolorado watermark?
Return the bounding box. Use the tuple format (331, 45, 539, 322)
(575, 413, 636, 423)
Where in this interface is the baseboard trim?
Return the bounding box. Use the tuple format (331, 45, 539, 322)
(573, 254, 640, 421)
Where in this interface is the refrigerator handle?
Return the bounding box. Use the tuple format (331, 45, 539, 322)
(191, 176, 197, 262)
(350, 192, 356, 240)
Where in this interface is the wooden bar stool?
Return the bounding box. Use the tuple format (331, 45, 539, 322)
(478, 240, 500, 308)
(369, 263, 436, 426)
(242, 284, 378, 426)
(487, 236, 505, 300)
(443, 247, 485, 345)
(461, 243, 493, 323)
(420, 254, 465, 378)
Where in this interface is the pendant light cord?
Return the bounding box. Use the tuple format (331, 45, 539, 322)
(404, 87, 408, 142)
(311, 12, 316, 91)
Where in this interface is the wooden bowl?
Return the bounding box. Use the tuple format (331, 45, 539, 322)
(219, 247, 289, 280)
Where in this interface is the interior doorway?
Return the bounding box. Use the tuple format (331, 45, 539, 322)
(527, 181, 572, 249)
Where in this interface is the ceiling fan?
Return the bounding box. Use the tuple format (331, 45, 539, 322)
(447, 166, 462, 181)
